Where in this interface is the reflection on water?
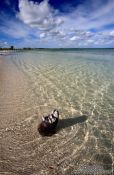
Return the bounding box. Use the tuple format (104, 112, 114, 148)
(0, 50, 114, 174)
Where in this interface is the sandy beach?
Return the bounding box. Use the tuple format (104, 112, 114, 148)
(1, 0, 114, 173)
(0, 55, 30, 128)
(0, 55, 39, 174)
(0, 50, 113, 175)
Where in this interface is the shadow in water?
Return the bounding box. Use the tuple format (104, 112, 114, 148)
(57, 115, 88, 131)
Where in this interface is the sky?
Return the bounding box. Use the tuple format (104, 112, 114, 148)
(0, 0, 114, 48)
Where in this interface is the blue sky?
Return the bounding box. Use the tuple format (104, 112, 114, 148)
(0, 0, 114, 48)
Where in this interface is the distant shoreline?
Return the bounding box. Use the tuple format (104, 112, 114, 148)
(0, 47, 114, 51)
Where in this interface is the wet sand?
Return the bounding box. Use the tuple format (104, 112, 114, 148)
(0, 55, 39, 174)
(0, 51, 114, 175)
(0, 55, 30, 128)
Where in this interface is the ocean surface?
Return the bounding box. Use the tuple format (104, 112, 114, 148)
(0, 49, 114, 174)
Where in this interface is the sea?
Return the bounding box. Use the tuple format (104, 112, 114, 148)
(0, 49, 114, 175)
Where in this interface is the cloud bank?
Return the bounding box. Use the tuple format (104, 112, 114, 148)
(1, 0, 114, 47)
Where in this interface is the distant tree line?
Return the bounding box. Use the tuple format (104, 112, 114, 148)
(0, 46, 14, 50)
(0, 47, 49, 50)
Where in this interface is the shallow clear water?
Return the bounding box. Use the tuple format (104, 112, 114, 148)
(0, 49, 114, 174)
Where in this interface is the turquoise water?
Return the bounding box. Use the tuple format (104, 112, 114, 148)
(0, 49, 114, 174)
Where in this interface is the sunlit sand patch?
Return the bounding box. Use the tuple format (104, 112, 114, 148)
(69, 106, 78, 114)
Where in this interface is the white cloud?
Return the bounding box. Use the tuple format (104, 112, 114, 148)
(70, 36, 80, 41)
(18, 0, 63, 31)
(1, 0, 114, 47)
(0, 41, 9, 47)
(48, 29, 66, 39)
(39, 33, 46, 38)
(110, 31, 114, 36)
(87, 39, 94, 43)
(38, 28, 66, 41)
(0, 20, 31, 39)
(62, 0, 114, 31)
